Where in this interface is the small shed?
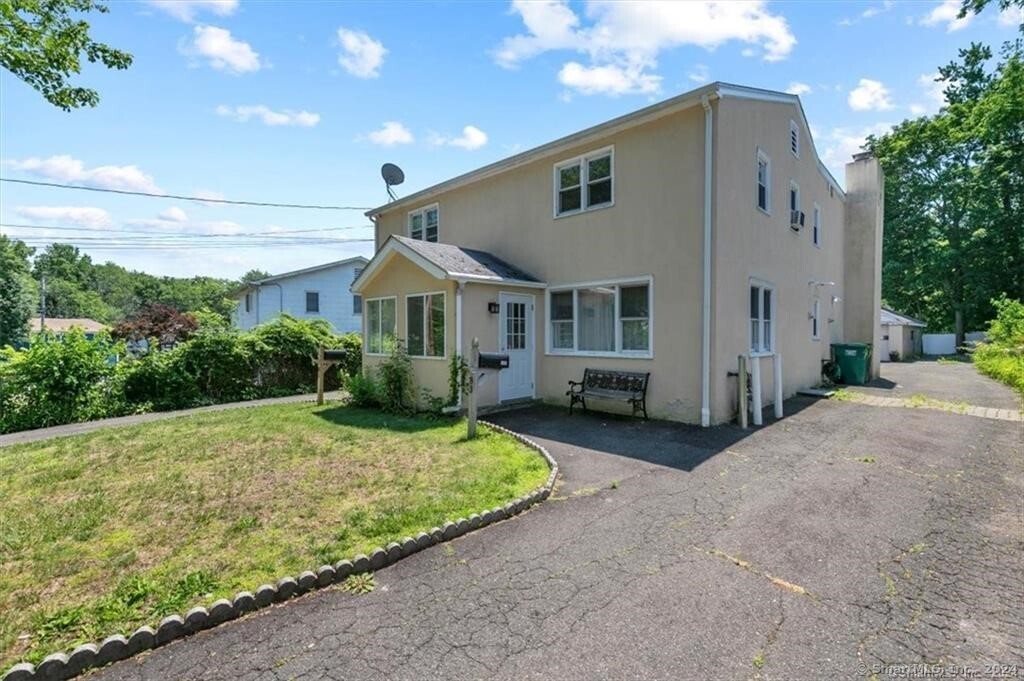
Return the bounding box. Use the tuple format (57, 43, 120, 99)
(879, 308, 926, 361)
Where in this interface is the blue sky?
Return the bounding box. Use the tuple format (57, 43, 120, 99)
(1, 0, 1019, 278)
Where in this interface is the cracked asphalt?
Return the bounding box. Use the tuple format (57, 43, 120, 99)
(93, 362, 1023, 680)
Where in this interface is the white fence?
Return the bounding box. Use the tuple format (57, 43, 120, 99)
(923, 334, 956, 355)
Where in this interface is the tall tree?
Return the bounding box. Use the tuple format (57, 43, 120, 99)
(0, 0, 132, 110)
(0, 237, 36, 346)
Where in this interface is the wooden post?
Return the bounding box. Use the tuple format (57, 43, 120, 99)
(751, 356, 763, 426)
(773, 352, 784, 419)
(467, 338, 480, 439)
(316, 345, 326, 406)
(737, 354, 748, 429)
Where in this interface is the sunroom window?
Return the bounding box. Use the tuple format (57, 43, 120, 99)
(366, 297, 396, 354)
(406, 293, 445, 357)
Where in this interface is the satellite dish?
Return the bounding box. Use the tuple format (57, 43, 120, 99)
(381, 163, 405, 201)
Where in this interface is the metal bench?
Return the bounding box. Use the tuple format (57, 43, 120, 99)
(567, 368, 650, 419)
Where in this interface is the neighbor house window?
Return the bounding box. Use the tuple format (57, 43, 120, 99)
(244, 292, 251, 313)
(750, 282, 774, 355)
(554, 147, 613, 216)
(756, 149, 771, 213)
(813, 203, 821, 247)
(406, 292, 445, 358)
(789, 120, 800, 158)
(408, 205, 439, 242)
(365, 297, 396, 354)
(353, 295, 362, 314)
(548, 278, 651, 356)
(305, 291, 320, 313)
(811, 298, 820, 340)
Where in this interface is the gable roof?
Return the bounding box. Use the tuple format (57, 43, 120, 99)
(352, 235, 544, 293)
(237, 256, 369, 295)
(366, 81, 844, 219)
(30, 317, 107, 333)
(881, 307, 927, 327)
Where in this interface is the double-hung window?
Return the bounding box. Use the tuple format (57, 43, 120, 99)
(812, 203, 821, 247)
(305, 291, 320, 313)
(548, 278, 651, 356)
(811, 297, 821, 340)
(750, 282, 774, 355)
(365, 297, 396, 355)
(554, 148, 613, 217)
(756, 149, 771, 213)
(406, 292, 445, 358)
(408, 205, 439, 242)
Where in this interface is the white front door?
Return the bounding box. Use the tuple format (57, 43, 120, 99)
(498, 292, 534, 401)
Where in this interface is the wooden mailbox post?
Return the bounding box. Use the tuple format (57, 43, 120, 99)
(314, 346, 347, 406)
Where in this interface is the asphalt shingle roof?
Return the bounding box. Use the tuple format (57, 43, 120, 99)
(393, 235, 542, 284)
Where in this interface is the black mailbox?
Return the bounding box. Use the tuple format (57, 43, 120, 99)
(322, 349, 348, 361)
(478, 352, 509, 370)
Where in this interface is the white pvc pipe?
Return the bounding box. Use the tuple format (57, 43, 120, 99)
(700, 94, 714, 427)
(455, 282, 464, 408)
(773, 352, 783, 419)
(750, 356, 763, 426)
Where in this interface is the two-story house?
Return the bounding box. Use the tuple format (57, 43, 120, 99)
(352, 82, 883, 425)
(234, 256, 368, 334)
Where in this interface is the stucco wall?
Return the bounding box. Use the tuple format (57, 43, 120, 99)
(374, 107, 707, 421)
(233, 261, 365, 334)
(844, 156, 885, 379)
(709, 96, 847, 423)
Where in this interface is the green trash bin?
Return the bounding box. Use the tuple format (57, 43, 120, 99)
(831, 343, 871, 385)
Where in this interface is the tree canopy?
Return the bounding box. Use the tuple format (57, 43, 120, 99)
(0, 0, 132, 110)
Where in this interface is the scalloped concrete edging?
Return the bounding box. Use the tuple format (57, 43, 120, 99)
(1, 420, 558, 681)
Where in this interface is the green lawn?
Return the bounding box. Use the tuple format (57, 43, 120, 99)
(0, 404, 549, 669)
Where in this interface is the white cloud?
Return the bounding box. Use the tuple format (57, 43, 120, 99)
(688, 64, 710, 83)
(15, 206, 112, 229)
(430, 125, 489, 150)
(920, 0, 972, 31)
(558, 62, 660, 96)
(125, 217, 242, 234)
(216, 104, 320, 127)
(999, 6, 1024, 27)
(848, 78, 894, 111)
(336, 27, 386, 78)
(820, 123, 894, 181)
(147, 0, 237, 22)
(363, 121, 414, 146)
(5, 155, 161, 193)
(494, 1, 795, 96)
(909, 103, 927, 115)
(840, 0, 894, 25)
(158, 206, 189, 222)
(786, 81, 812, 96)
(185, 25, 261, 74)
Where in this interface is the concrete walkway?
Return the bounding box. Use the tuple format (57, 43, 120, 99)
(0, 392, 344, 448)
(92, 362, 1022, 680)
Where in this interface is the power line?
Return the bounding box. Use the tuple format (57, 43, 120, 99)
(0, 177, 375, 211)
(0, 222, 373, 238)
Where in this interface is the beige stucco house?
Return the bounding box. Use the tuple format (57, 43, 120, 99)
(352, 82, 884, 426)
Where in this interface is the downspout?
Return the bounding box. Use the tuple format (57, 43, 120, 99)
(700, 94, 714, 427)
(442, 279, 466, 414)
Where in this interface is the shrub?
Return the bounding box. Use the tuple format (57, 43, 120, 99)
(972, 296, 1024, 395)
(345, 372, 380, 408)
(337, 332, 363, 380)
(0, 330, 128, 433)
(376, 341, 416, 414)
(249, 315, 343, 393)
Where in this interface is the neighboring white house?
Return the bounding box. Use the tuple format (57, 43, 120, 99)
(233, 256, 368, 333)
(880, 307, 926, 361)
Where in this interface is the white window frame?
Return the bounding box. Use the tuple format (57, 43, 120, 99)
(404, 291, 447, 360)
(756, 148, 771, 215)
(789, 120, 800, 158)
(553, 145, 615, 218)
(364, 296, 397, 356)
(812, 202, 821, 247)
(305, 290, 320, 314)
(749, 279, 776, 357)
(244, 292, 251, 313)
(811, 297, 821, 340)
(407, 203, 439, 242)
(789, 180, 801, 225)
(545, 275, 653, 358)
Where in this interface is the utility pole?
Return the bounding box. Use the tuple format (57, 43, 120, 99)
(40, 274, 47, 332)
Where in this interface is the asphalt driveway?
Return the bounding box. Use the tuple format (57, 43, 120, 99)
(92, 362, 1023, 680)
